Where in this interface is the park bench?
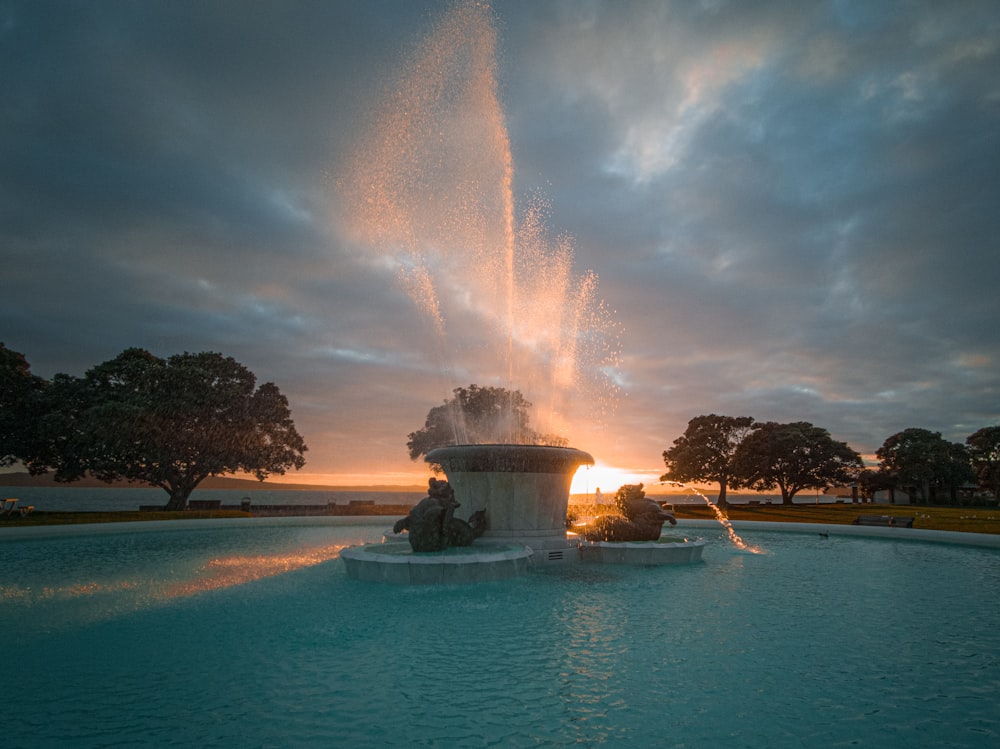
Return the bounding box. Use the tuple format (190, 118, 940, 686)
(852, 515, 914, 528)
(187, 499, 222, 510)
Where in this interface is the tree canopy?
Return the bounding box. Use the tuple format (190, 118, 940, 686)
(660, 414, 756, 506)
(29, 348, 307, 510)
(732, 421, 863, 505)
(406, 384, 566, 460)
(966, 426, 1000, 500)
(0, 343, 47, 467)
(876, 428, 974, 504)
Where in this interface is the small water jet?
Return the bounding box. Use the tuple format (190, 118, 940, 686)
(661, 480, 765, 554)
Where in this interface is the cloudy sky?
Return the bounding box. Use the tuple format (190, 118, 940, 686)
(3, 0, 998, 489)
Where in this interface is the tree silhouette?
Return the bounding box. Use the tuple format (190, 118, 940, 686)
(32, 348, 307, 510)
(661, 414, 756, 506)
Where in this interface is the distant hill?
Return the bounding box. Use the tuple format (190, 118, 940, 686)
(0, 471, 424, 493)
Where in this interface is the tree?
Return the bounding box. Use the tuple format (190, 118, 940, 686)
(661, 414, 756, 507)
(406, 384, 566, 460)
(32, 348, 307, 510)
(966, 426, 1000, 500)
(876, 428, 973, 505)
(0, 343, 48, 467)
(858, 467, 896, 503)
(732, 421, 863, 505)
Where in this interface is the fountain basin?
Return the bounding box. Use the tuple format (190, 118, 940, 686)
(577, 536, 707, 565)
(340, 540, 533, 584)
(425, 444, 593, 558)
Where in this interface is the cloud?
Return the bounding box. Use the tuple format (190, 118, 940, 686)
(2, 0, 999, 483)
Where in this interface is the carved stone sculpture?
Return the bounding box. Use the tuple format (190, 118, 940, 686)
(393, 478, 487, 552)
(577, 497, 676, 543)
(449, 508, 488, 546)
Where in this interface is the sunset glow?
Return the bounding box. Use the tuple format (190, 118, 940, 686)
(3, 0, 997, 485)
(570, 462, 664, 497)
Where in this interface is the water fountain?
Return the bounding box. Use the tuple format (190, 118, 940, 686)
(340, 443, 707, 582)
(338, 1, 706, 581)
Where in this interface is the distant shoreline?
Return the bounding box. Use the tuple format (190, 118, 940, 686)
(0, 471, 426, 494)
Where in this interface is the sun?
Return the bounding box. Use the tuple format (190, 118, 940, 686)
(570, 462, 663, 496)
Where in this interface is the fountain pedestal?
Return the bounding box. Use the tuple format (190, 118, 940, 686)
(577, 537, 707, 565)
(340, 541, 533, 584)
(425, 444, 593, 562)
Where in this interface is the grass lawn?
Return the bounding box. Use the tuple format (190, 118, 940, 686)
(670, 502, 1000, 535)
(3, 502, 999, 535)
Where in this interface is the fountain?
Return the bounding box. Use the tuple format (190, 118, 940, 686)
(338, 1, 706, 581)
(341, 443, 707, 582)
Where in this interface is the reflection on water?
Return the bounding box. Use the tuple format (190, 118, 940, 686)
(160, 544, 347, 599)
(3, 546, 347, 606)
(0, 521, 374, 630)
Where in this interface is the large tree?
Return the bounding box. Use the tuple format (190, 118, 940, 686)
(732, 421, 863, 505)
(0, 343, 48, 466)
(407, 384, 566, 460)
(876, 428, 973, 505)
(966, 426, 1000, 500)
(660, 414, 756, 506)
(31, 348, 307, 510)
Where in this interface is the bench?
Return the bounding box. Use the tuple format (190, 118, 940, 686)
(187, 499, 222, 510)
(852, 515, 914, 528)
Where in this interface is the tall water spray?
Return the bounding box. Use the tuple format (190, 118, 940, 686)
(341, 0, 620, 443)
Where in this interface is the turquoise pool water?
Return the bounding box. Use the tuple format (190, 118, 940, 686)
(2, 519, 997, 748)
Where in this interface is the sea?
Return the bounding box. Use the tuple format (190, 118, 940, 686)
(0, 486, 424, 512)
(0, 485, 835, 512)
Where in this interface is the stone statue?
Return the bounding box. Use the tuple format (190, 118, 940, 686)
(393, 478, 487, 552)
(577, 484, 676, 542)
(449, 508, 488, 546)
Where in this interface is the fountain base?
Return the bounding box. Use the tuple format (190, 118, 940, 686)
(341, 532, 706, 583)
(340, 540, 533, 584)
(577, 536, 707, 565)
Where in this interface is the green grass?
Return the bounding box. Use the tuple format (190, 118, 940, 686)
(4, 503, 999, 535)
(669, 502, 1000, 535)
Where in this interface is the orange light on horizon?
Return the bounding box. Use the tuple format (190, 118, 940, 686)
(570, 462, 664, 496)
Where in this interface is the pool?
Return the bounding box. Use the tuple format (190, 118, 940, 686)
(2, 519, 998, 748)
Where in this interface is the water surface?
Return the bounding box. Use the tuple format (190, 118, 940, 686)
(2, 520, 997, 748)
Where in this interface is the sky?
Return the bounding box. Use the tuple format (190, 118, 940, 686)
(3, 0, 999, 490)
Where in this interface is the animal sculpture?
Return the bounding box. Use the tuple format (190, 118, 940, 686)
(393, 478, 487, 551)
(578, 497, 676, 543)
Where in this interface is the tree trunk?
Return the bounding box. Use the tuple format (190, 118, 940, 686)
(717, 480, 728, 507)
(163, 484, 195, 511)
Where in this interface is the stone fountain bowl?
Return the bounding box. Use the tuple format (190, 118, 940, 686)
(425, 443, 594, 473)
(425, 444, 594, 553)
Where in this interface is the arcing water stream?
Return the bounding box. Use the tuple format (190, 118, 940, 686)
(661, 481, 765, 553)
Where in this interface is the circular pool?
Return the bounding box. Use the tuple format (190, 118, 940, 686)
(2, 518, 997, 747)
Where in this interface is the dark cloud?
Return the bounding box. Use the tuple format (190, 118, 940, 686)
(2, 0, 998, 483)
